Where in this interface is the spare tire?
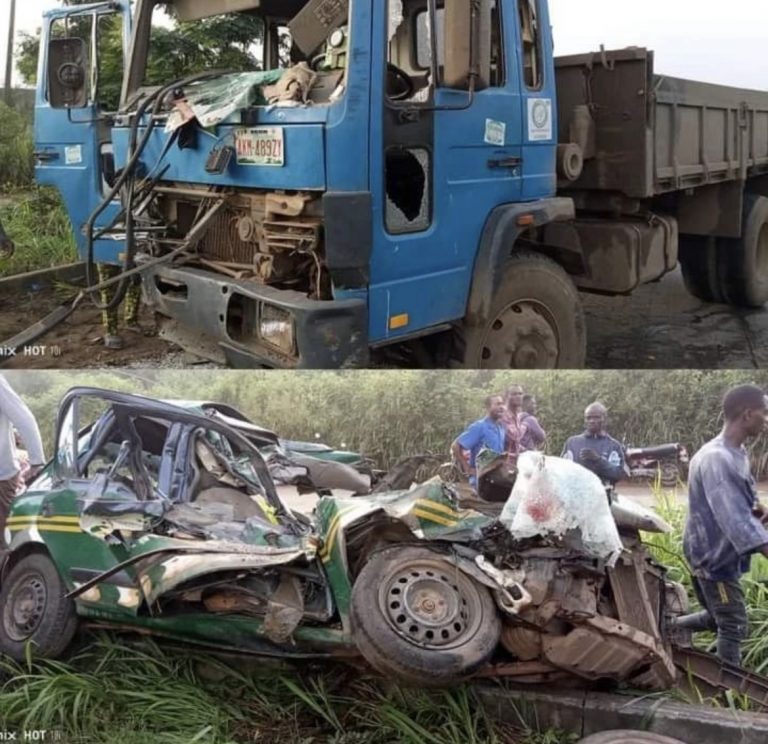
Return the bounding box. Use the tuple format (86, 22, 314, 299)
(578, 731, 686, 744)
(350, 546, 501, 687)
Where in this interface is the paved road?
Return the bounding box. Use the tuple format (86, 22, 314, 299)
(584, 267, 766, 369)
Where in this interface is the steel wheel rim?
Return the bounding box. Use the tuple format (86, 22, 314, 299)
(378, 559, 483, 650)
(4, 571, 48, 642)
(478, 300, 559, 369)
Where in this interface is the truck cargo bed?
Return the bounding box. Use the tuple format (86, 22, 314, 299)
(555, 48, 768, 199)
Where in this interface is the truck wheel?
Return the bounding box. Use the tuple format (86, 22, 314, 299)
(454, 251, 586, 369)
(577, 732, 685, 744)
(350, 546, 501, 687)
(679, 235, 723, 304)
(0, 553, 77, 661)
(719, 193, 768, 307)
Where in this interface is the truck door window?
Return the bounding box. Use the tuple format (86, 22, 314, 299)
(415, 2, 504, 88)
(518, 0, 542, 89)
(47, 13, 124, 110)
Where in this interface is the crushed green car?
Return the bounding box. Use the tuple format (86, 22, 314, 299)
(0, 388, 694, 690)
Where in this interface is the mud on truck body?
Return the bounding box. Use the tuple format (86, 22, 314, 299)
(4, 388, 768, 706)
(33, 0, 768, 368)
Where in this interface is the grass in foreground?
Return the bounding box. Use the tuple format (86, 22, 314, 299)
(0, 635, 573, 744)
(0, 188, 78, 278)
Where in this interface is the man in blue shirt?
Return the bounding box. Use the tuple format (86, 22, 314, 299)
(562, 402, 628, 485)
(675, 385, 768, 666)
(451, 395, 507, 487)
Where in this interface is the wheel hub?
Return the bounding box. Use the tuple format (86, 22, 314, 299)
(380, 564, 477, 649)
(479, 302, 559, 369)
(4, 574, 47, 642)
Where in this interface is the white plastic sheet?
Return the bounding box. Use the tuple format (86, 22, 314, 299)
(500, 452, 623, 565)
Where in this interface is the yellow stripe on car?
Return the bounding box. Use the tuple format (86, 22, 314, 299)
(412, 509, 458, 528)
(6, 515, 81, 524)
(320, 507, 358, 563)
(415, 499, 459, 519)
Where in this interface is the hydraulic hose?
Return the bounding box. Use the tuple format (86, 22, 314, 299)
(83, 70, 232, 311)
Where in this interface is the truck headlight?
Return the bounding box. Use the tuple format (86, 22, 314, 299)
(259, 305, 296, 355)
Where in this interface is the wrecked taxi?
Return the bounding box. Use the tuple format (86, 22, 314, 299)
(1, 389, 688, 690)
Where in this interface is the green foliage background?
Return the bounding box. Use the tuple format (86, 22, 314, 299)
(5, 369, 768, 475)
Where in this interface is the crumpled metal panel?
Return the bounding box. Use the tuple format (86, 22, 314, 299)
(542, 615, 675, 686)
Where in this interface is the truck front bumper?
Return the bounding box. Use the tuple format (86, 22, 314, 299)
(143, 265, 369, 369)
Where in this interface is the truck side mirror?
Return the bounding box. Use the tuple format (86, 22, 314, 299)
(443, 0, 491, 91)
(48, 37, 89, 109)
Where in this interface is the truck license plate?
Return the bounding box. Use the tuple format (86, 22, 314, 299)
(234, 127, 285, 167)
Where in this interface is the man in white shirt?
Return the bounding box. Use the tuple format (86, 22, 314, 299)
(0, 375, 45, 544)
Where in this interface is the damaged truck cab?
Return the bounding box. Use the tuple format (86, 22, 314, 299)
(34, 0, 768, 367)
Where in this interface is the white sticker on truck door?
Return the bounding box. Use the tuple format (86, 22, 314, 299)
(484, 119, 506, 146)
(64, 145, 83, 165)
(527, 98, 553, 141)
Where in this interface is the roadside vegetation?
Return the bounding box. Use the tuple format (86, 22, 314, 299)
(0, 636, 571, 744)
(6, 369, 768, 478)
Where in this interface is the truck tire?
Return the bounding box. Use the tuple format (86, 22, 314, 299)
(679, 235, 723, 304)
(350, 546, 501, 687)
(454, 251, 586, 369)
(0, 553, 78, 661)
(577, 732, 685, 744)
(718, 193, 768, 307)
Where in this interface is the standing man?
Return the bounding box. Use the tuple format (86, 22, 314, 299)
(0, 375, 45, 543)
(451, 395, 507, 488)
(563, 402, 627, 485)
(520, 394, 546, 452)
(503, 385, 526, 464)
(675, 385, 768, 667)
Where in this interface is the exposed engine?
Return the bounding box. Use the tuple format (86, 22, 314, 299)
(154, 186, 330, 299)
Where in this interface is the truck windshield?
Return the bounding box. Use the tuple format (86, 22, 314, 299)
(129, 0, 350, 108)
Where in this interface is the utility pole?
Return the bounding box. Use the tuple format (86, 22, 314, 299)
(3, 0, 16, 105)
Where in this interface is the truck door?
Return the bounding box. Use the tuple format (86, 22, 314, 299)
(368, 0, 524, 345)
(34, 0, 131, 264)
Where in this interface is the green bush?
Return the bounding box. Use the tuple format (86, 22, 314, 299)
(0, 102, 34, 188)
(0, 188, 78, 277)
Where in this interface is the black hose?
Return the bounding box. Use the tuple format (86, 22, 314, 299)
(83, 70, 231, 311)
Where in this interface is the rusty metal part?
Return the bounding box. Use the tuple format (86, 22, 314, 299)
(160, 190, 324, 291)
(542, 615, 675, 687)
(673, 646, 768, 712)
(476, 660, 567, 684)
(500, 623, 542, 661)
(607, 547, 663, 642)
(263, 575, 304, 644)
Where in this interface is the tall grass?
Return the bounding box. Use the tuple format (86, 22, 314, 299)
(0, 188, 78, 277)
(0, 102, 34, 189)
(0, 635, 569, 744)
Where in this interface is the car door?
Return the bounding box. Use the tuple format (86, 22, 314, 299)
(34, 0, 132, 264)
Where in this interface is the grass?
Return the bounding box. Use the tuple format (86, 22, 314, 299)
(0, 635, 573, 744)
(0, 187, 78, 278)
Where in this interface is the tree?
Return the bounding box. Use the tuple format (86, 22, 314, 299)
(16, 1, 264, 109)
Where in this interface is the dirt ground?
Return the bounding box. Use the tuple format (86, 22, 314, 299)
(0, 287, 203, 369)
(0, 264, 766, 369)
(584, 267, 765, 369)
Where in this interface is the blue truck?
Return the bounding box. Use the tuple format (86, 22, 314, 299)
(32, 0, 768, 368)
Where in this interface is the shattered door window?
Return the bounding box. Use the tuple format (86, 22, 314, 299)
(385, 147, 432, 234)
